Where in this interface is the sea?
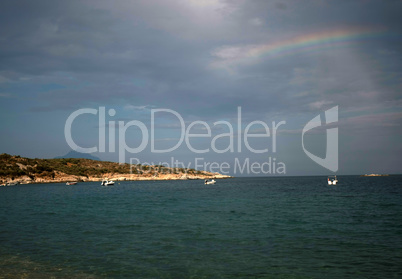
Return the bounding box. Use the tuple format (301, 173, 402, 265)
(0, 176, 401, 278)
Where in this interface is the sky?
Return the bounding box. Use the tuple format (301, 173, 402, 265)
(0, 0, 401, 176)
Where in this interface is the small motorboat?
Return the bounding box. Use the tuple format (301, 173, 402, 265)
(327, 175, 338, 185)
(66, 182, 78, 185)
(204, 179, 216, 185)
(101, 179, 115, 186)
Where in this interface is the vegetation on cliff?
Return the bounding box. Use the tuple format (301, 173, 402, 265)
(0, 153, 217, 184)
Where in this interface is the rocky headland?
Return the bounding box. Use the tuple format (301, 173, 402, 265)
(0, 153, 232, 185)
(360, 174, 389, 177)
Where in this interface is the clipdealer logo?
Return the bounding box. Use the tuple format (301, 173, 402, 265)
(64, 106, 339, 174)
(64, 107, 287, 175)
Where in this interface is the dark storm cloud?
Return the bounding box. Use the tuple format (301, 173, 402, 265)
(1, 0, 401, 117)
(0, 0, 211, 79)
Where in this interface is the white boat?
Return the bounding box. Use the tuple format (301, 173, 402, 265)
(66, 182, 77, 185)
(204, 179, 216, 185)
(101, 179, 115, 186)
(327, 175, 338, 185)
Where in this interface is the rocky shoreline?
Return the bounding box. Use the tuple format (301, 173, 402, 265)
(1, 172, 231, 186)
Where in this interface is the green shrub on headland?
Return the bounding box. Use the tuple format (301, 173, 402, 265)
(0, 153, 205, 184)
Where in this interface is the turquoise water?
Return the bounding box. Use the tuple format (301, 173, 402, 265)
(0, 176, 401, 278)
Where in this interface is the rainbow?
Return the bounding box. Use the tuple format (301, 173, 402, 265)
(211, 27, 387, 67)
